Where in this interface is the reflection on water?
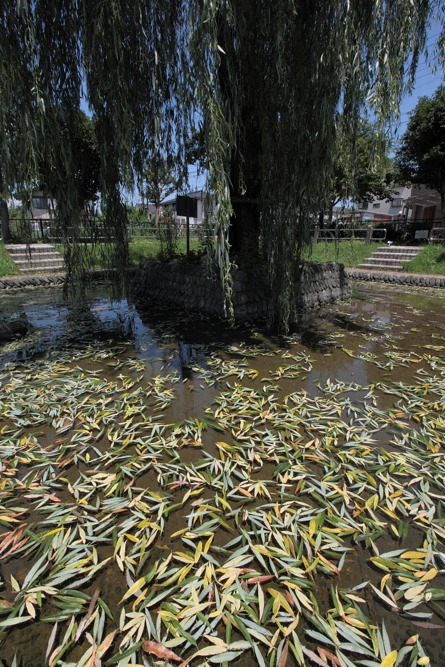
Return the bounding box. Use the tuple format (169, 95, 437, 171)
(2, 280, 445, 423)
(2, 281, 444, 371)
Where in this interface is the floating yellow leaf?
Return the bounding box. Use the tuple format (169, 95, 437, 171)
(401, 551, 428, 560)
(417, 568, 438, 582)
(380, 650, 398, 667)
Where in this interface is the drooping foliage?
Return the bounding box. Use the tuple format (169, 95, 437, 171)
(325, 120, 394, 223)
(0, 1, 443, 329)
(39, 111, 100, 215)
(396, 85, 445, 223)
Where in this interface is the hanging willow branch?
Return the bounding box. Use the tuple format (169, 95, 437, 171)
(190, 0, 442, 331)
(0, 0, 443, 329)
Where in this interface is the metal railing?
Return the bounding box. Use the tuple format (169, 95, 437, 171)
(315, 227, 387, 242)
(6, 217, 207, 244)
(315, 218, 445, 244)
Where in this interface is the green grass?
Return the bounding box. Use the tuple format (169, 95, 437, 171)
(304, 241, 384, 267)
(307, 240, 445, 275)
(53, 238, 204, 272)
(0, 242, 19, 276)
(129, 237, 203, 265)
(401, 244, 445, 274)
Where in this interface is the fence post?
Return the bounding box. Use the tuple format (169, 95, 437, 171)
(365, 225, 373, 244)
(313, 226, 319, 245)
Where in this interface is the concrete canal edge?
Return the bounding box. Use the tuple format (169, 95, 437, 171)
(346, 267, 445, 287)
(0, 263, 444, 313)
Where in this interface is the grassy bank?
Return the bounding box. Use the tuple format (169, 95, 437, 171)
(401, 244, 445, 274)
(307, 240, 445, 275)
(2, 238, 445, 277)
(129, 237, 203, 265)
(50, 238, 205, 271)
(0, 242, 19, 276)
(305, 241, 384, 267)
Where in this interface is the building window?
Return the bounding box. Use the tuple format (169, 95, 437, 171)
(32, 197, 48, 209)
(372, 203, 380, 209)
(391, 197, 403, 207)
(359, 202, 368, 210)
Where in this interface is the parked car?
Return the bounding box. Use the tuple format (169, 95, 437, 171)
(429, 227, 445, 243)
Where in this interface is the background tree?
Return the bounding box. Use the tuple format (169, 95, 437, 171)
(326, 120, 394, 224)
(40, 110, 101, 217)
(139, 157, 179, 228)
(0, 1, 443, 329)
(395, 85, 445, 223)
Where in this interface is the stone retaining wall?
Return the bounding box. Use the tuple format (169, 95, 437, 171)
(1, 266, 443, 314)
(347, 268, 445, 287)
(0, 274, 66, 289)
(134, 260, 348, 320)
(0, 270, 123, 290)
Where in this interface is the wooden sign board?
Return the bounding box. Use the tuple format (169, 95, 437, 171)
(176, 196, 198, 218)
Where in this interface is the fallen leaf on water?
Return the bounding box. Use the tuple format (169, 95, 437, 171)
(277, 640, 289, 667)
(142, 640, 182, 662)
(379, 650, 398, 667)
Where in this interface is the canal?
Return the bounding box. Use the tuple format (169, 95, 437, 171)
(0, 281, 444, 666)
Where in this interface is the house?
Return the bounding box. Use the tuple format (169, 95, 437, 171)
(135, 202, 158, 218)
(355, 185, 441, 223)
(403, 189, 442, 224)
(161, 190, 206, 227)
(15, 188, 57, 220)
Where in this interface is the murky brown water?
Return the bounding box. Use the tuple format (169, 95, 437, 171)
(1, 280, 445, 666)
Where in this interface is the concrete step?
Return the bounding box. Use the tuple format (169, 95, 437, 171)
(5, 243, 58, 254)
(8, 252, 63, 261)
(4, 244, 64, 273)
(360, 257, 407, 266)
(356, 245, 420, 271)
(357, 263, 407, 271)
(13, 258, 64, 267)
(372, 252, 419, 260)
(18, 265, 64, 273)
(377, 245, 419, 252)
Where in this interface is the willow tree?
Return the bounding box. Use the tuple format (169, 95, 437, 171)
(0, 1, 193, 285)
(0, 1, 443, 329)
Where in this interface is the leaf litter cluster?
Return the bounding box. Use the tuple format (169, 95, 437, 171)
(0, 289, 445, 666)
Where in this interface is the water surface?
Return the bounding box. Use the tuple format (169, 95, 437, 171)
(0, 281, 444, 666)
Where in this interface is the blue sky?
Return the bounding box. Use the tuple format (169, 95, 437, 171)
(396, 24, 444, 139)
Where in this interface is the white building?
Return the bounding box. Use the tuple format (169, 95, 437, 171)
(356, 185, 441, 223)
(161, 190, 205, 227)
(15, 188, 57, 220)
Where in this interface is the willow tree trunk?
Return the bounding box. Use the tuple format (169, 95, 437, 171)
(216, 7, 263, 262)
(440, 182, 445, 226)
(0, 169, 11, 243)
(0, 199, 10, 243)
(226, 104, 262, 259)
